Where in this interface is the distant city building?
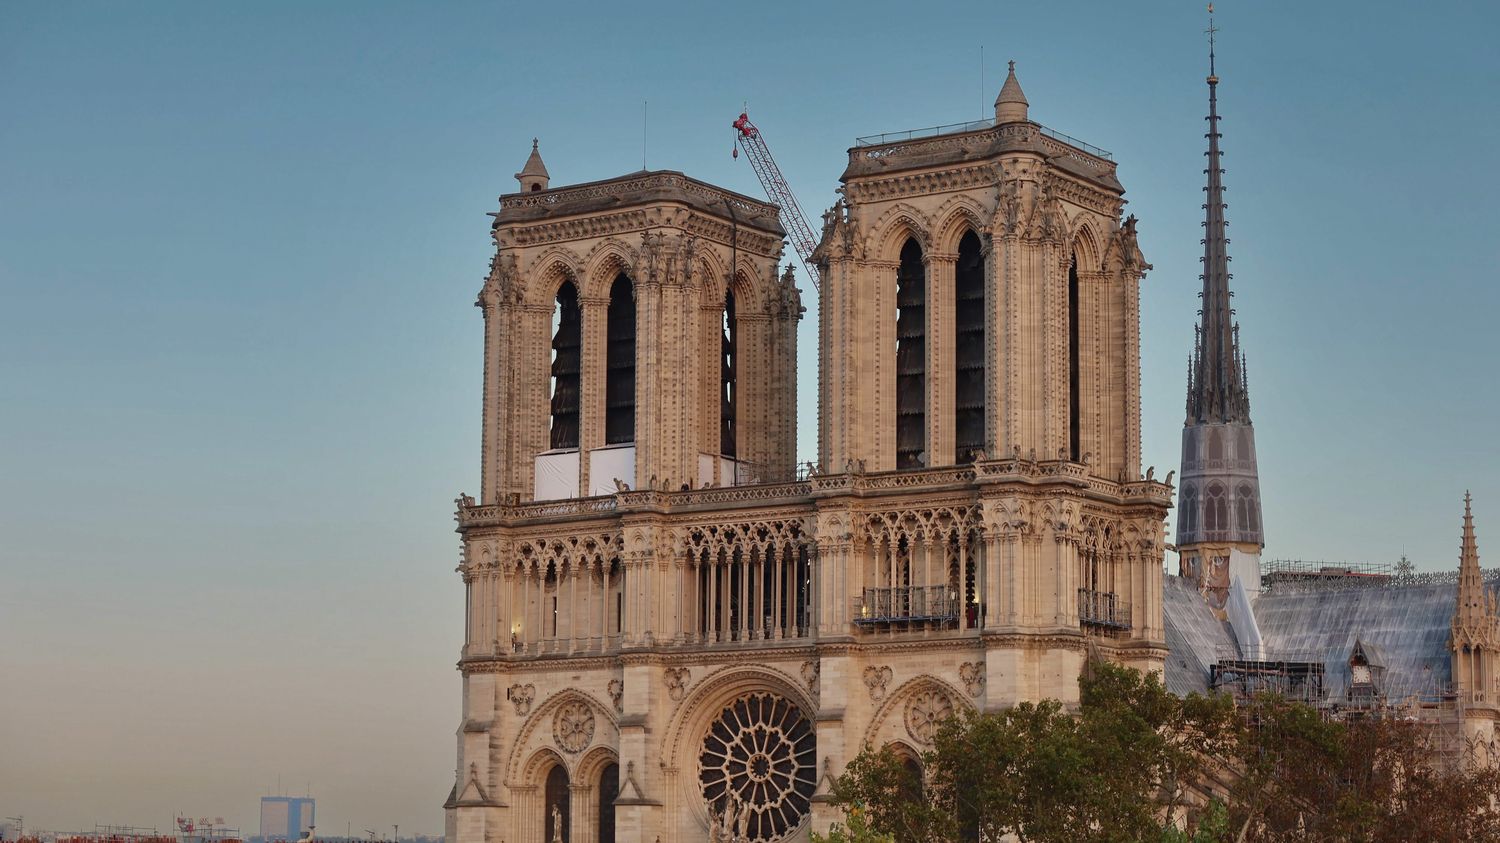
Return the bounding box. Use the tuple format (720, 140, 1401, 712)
(259, 798, 314, 842)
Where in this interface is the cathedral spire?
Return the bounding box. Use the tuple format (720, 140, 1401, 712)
(1175, 8, 1265, 599)
(1187, 7, 1249, 425)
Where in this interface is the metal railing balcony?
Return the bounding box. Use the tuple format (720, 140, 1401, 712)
(1078, 588, 1130, 631)
(853, 585, 960, 625)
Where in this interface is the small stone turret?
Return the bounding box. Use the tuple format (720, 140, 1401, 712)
(514, 138, 550, 192)
(994, 60, 1029, 124)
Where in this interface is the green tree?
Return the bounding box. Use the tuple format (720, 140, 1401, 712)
(827, 662, 1236, 843)
(1229, 696, 1500, 842)
(810, 804, 896, 843)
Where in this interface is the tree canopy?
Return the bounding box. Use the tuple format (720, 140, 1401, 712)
(815, 662, 1500, 843)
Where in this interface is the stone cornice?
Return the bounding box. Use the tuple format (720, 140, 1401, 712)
(455, 462, 1171, 535)
(456, 630, 1169, 672)
(1045, 170, 1122, 217)
(496, 204, 783, 258)
(842, 122, 1120, 193)
(843, 163, 999, 206)
(498, 170, 780, 230)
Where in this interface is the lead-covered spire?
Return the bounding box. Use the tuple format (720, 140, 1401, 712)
(1187, 13, 1250, 425)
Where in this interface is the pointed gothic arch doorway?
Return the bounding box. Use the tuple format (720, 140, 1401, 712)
(597, 762, 618, 843)
(545, 763, 570, 842)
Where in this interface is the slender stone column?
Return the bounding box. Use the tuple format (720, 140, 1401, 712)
(579, 295, 609, 496)
(477, 281, 502, 502)
(926, 253, 956, 467)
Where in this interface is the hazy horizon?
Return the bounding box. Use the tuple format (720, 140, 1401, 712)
(4, 0, 1498, 836)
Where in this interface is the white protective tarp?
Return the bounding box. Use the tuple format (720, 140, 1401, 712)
(534, 449, 580, 501)
(1226, 574, 1265, 660)
(1230, 547, 1262, 599)
(589, 444, 635, 497)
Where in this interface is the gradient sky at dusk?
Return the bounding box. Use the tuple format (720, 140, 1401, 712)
(3, 0, 1498, 836)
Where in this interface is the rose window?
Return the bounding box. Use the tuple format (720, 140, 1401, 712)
(553, 701, 595, 753)
(904, 688, 954, 745)
(699, 691, 816, 841)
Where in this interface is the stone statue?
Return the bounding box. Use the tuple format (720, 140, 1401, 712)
(735, 795, 752, 841)
(550, 803, 563, 843)
(721, 796, 739, 842)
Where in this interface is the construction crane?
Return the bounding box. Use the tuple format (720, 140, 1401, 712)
(732, 111, 821, 290)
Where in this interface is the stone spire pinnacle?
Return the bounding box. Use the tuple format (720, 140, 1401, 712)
(514, 138, 550, 192)
(1186, 11, 1249, 425)
(1459, 491, 1486, 621)
(994, 60, 1029, 124)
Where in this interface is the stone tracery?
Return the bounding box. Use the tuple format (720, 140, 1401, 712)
(698, 691, 816, 842)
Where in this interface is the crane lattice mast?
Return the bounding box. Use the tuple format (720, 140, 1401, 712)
(732, 112, 820, 290)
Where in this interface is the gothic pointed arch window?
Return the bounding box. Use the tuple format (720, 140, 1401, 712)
(896, 237, 927, 469)
(1237, 483, 1259, 534)
(1068, 253, 1081, 461)
(721, 289, 738, 458)
(549, 280, 582, 450)
(954, 230, 986, 463)
(1180, 486, 1199, 537)
(605, 273, 636, 445)
(1205, 482, 1227, 534)
(1207, 428, 1225, 462)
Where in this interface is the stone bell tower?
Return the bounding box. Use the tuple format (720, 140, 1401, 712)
(477, 142, 801, 503)
(816, 60, 1150, 483)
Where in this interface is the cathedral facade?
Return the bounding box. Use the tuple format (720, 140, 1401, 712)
(447, 65, 1172, 843)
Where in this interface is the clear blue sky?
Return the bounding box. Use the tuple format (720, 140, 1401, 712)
(3, 0, 1497, 836)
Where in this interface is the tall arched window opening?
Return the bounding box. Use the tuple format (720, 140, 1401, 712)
(896, 238, 927, 469)
(1237, 484, 1258, 534)
(549, 281, 582, 449)
(721, 290, 737, 458)
(544, 764, 571, 842)
(597, 762, 618, 843)
(954, 231, 986, 464)
(1068, 255, 1081, 461)
(1205, 483, 1226, 534)
(605, 273, 636, 444)
(1181, 487, 1198, 536)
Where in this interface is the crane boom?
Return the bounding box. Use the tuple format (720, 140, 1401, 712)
(733, 112, 820, 290)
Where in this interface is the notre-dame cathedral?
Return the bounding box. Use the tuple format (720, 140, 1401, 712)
(446, 63, 1174, 843)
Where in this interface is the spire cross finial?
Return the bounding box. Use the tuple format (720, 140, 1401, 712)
(1206, 4, 1219, 78)
(532, 137, 539, 150)
(1008, 59, 1015, 73)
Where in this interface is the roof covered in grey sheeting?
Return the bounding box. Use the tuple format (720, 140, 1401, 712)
(1163, 575, 1240, 696)
(1252, 583, 1458, 704)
